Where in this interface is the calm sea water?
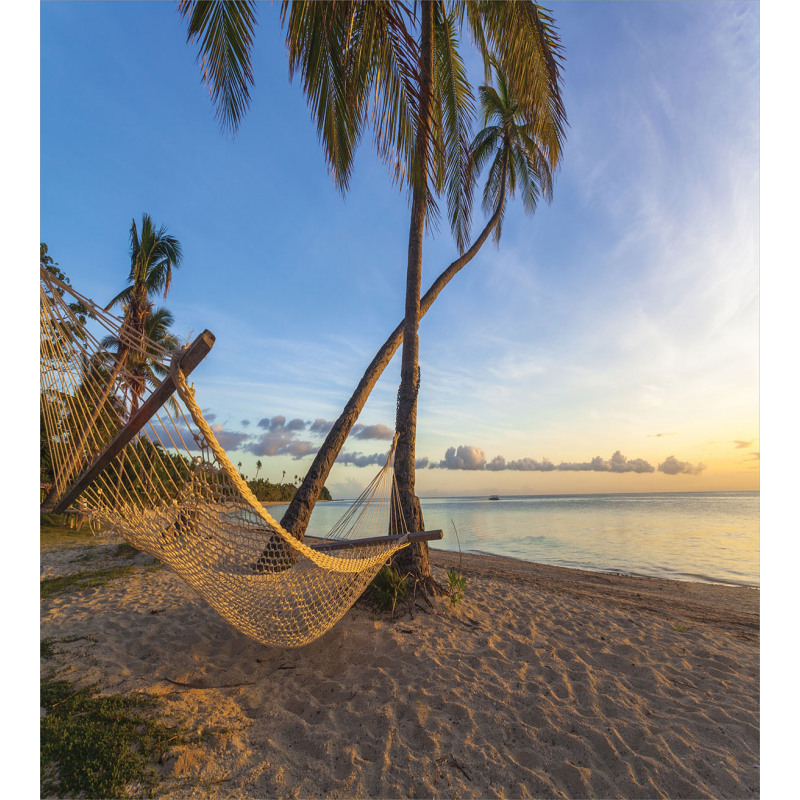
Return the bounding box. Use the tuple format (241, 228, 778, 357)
(267, 491, 760, 588)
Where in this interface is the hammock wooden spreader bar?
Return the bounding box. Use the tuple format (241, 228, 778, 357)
(310, 529, 443, 552)
(45, 330, 216, 515)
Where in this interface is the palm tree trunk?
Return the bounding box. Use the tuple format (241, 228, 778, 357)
(280, 176, 507, 541)
(388, 0, 436, 580)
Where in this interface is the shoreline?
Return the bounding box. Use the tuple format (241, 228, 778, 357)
(41, 531, 759, 798)
(429, 548, 759, 630)
(266, 493, 759, 590)
(441, 546, 760, 590)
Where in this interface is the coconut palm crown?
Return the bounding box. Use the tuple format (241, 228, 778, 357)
(469, 65, 556, 244)
(106, 214, 183, 329)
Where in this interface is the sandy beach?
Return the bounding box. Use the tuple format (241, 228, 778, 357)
(41, 529, 759, 799)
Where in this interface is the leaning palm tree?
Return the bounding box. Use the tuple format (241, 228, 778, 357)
(179, 1, 566, 583)
(281, 65, 557, 541)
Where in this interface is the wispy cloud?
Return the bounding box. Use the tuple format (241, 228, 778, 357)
(336, 451, 389, 468)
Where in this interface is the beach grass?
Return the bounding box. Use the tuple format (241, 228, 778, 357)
(363, 564, 409, 614)
(40, 512, 96, 549)
(40, 565, 138, 599)
(41, 678, 188, 799)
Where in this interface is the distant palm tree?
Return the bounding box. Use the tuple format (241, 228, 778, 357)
(41, 219, 183, 510)
(107, 213, 183, 333)
(103, 214, 183, 415)
(255, 459, 262, 479)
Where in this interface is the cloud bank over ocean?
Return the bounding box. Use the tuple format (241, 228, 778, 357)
(168, 408, 709, 479)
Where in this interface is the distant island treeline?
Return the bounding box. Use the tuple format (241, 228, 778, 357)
(245, 478, 332, 504)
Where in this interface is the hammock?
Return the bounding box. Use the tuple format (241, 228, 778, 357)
(40, 267, 440, 647)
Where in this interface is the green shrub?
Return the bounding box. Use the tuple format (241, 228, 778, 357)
(368, 565, 409, 614)
(446, 567, 467, 606)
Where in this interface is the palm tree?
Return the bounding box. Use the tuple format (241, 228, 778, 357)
(41, 218, 183, 510)
(281, 66, 557, 540)
(255, 459, 262, 479)
(107, 214, 183, 334)
(179, 1, 566, 582)
(469, 66, 556, 244)
(103, 214, 183, 412)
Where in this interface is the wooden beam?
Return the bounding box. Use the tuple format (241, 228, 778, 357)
(50, 330, 215, 514)
(309, 529, 443, 553)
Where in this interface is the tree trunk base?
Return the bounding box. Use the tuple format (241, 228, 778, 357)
(406, 571, 448, 607)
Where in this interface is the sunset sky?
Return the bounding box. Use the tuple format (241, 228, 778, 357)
(37, 1, 760, 499)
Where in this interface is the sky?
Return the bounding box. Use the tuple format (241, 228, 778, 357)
(35, 0, 761, 500)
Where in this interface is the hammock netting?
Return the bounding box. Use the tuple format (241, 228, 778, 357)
(40, 267, 411, 647)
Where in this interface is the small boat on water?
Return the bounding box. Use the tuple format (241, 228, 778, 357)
(488, 495, 500, 501)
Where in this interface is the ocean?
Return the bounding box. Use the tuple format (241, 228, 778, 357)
(267, 491, 760, 588)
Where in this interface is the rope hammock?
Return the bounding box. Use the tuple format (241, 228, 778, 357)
(40, 267, 440, 647)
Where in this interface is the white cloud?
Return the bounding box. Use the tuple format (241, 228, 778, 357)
(658, 455, 705, 476)
(438, 445, 487, 470)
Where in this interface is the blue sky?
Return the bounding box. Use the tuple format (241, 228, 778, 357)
(36, 1, 761, 499)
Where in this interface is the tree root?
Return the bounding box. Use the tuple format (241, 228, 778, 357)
(407, 572, 447, 609)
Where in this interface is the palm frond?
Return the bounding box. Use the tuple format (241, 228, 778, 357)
(464, 0, 567, 169)
(364, 2, 423, 189)
(516, 122, 555, 202)
(510, 145, 539, 214)
(104, 285, 134, 312)
(146, 235, 184, 296)
(477, 83, 504, 127)
(433, 1, 475, 253)
(283, 1, 370, 192)
(180, 0, 258, 135)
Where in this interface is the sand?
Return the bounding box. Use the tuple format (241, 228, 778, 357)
(40, 531, 759, 799)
